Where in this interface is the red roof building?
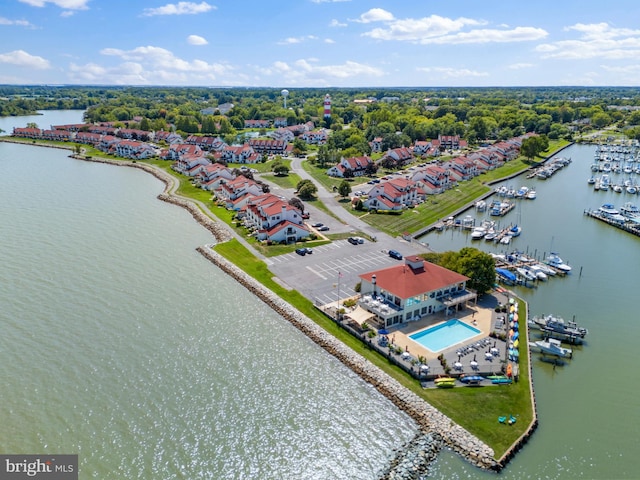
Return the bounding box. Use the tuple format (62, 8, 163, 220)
(357, 256, 476, 328)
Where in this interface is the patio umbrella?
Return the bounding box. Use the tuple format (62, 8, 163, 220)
(378, 328, 389, 335)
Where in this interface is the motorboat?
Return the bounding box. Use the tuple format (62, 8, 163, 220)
(621, 202, 640, 217)
(525, 189, 537, 199)
(509, 224, 522, 237)
(598, 203, 619, 216)
(484, 232, 497, 242)
(545, 253, 572, 272)
(496, 268, 517, 285)
(533, 338, 573, 358)
(499, 234, 512, 245)
(529, 313, 588, 338)
(597, 203, 627, 223)
(475, 199, 487, 211)
(516, 267, 537, 282)
(587, 176, 596, 185)
(470, 226, 487, 240)
(526, 264, 548, 281)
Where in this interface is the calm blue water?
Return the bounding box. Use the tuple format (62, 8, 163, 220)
(410, 319, 481, 352)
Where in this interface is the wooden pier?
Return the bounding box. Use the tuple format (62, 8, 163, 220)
(584, 209, 640, 237)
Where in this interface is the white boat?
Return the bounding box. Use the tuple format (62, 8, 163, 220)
(525, 189, 537, 199)
(499, 234, 512, 245)
(621, 202, 640, 217)
(475, 199, 487, 211)
(484, 231, 497, 242)
(526, 264, 548, 281)
(470, 226, 487, 240)
(529, 314, 588, 338)
(545, 253, 572, 272)
(587, 176, 596, 184)
(533, 338, 573, 358)
(598, 203, 620, 216)
(613, 184, 623, 193)
(516, 267, 537, 282)
(531, 262, 556, 276)
(509, 224, 522, 237)
(626, 185, 637, 195)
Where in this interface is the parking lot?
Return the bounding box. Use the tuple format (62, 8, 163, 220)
(266, 238, 408, 305)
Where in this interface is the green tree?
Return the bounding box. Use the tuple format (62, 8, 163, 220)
(337, 180, 352, 198)
(296, 179, 317, 200)
(273, 164, 289, 176)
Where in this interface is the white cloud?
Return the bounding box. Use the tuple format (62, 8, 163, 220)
(361, 12, 546, 45)
(508, 62, 534, 70)
(277, 35, 319, 45)
(329, 19, 347, 28)
(417, 66, 488, 79)
(142, 2, 214, 16)
(0, 17, 34, 27)
(536, 22, 640, 60)
(355, 8, 394, 24)
(425, 26, 548, 45)
(324, 38, 335, 44)
(257, 58, 384, 85)
(0, 49, 50, 69)
(187, 34, 208, 45)
(101, 45, 228, 73)
(76, 45, 234, 84)
(19, 0, 89, 9)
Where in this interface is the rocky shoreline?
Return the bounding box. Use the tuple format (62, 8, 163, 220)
(6, 141, 499, 475)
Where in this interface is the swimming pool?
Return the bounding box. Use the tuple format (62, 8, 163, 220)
(409, 319, 481, 352)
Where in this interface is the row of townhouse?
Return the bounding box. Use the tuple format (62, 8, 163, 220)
(361, 133, 535, 210)
(241, 193, 309, 244)
(248, 139, 290, 155)
(13, 127, 74, 142)
(185, 135, 227, 151)
(327, 155, 375, 177)
(169, 151, 311, 244)
(363, 177, 424, 211)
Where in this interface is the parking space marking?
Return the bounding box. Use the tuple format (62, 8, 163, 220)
(305, 265, 327, 280)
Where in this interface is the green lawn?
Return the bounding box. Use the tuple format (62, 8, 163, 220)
(261, 171, 303, 190)
(212, 237, 533, 456)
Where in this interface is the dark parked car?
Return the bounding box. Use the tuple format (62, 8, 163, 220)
(295, 248, 307, 256)
(311, 222, 323, 228)
(318, 226, 330, 232)
(388, 249, 403, 260)
(347, 237, 359, 245)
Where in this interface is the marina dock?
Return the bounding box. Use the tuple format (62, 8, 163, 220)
(584, 208, 640, 237)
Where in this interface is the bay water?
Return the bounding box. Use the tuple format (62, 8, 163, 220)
(0, 111, 416, 479)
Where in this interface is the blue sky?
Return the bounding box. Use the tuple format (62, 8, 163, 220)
(2, 0, 640, 87)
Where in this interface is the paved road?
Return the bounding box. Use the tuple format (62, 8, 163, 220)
(266, 237, 406, 305)
(258, 156, 430, 304)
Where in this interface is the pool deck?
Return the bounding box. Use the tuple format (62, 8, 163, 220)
(383, 291, 512, 380)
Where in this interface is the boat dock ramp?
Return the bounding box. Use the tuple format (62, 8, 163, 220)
(526, 156, 572, 180)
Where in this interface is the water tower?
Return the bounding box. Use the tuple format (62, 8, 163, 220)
(281, 89, 289, 109)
